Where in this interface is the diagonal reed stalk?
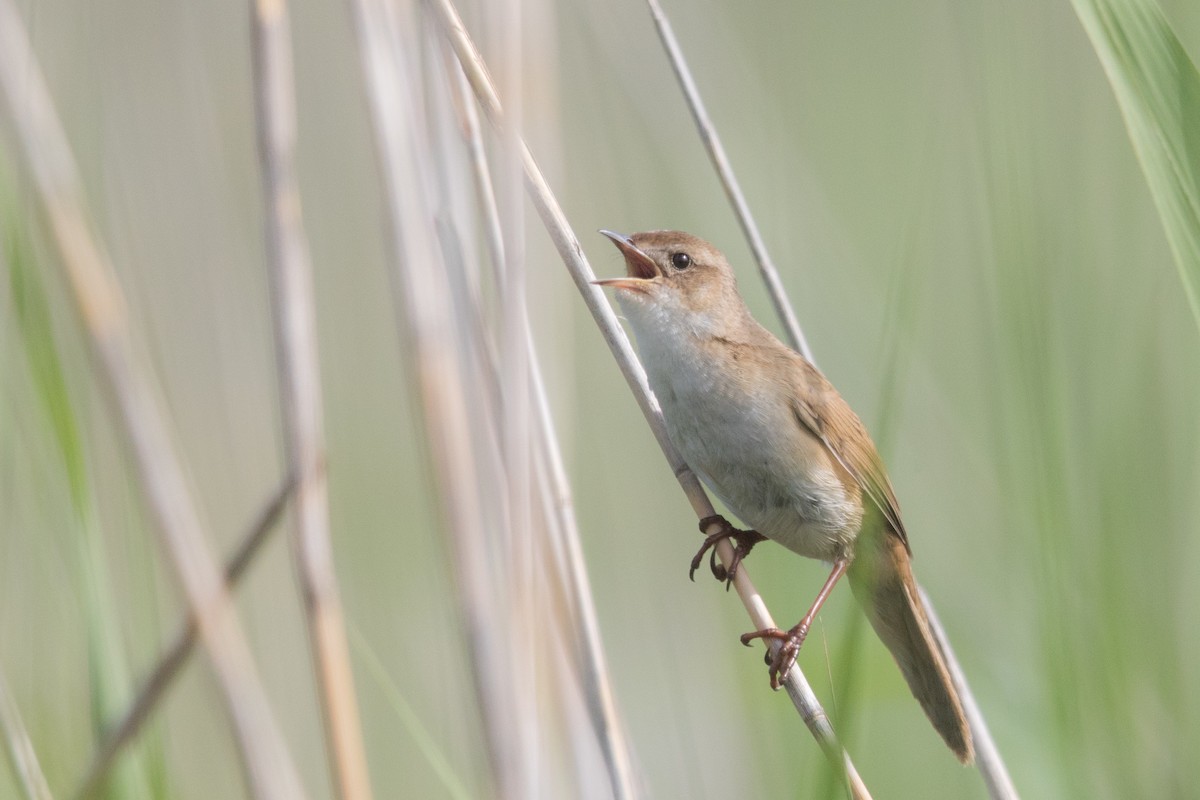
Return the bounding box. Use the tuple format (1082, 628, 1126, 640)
(442, 46, 638, 798)
(0, 668, 53, 800)
(73, 476, 296, 799)
(642, 0, 813, 363)
(921, 588, 1018, 799)
(428, 0, 869, 796)
(643, 2, 1016, 797)
(0, 3, 307, 797)
(249, 1, 373, 798)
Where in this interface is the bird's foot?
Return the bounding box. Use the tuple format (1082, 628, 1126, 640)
(739, 620, 811, 690)
(691, 515, 766, 589)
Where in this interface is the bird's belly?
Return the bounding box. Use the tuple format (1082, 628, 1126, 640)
(740, 503, 856, 561)
(654, 374, 860, 562)
(695, 461, 858, 562)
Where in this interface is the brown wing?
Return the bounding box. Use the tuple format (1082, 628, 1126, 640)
(788, 356, 910, 551)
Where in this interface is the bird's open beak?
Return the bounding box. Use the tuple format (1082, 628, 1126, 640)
(594, 230, 658, 291)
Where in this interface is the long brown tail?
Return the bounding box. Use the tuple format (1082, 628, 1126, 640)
(848, 531, 974, 764)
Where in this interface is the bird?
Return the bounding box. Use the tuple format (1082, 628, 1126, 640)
(595, 229, 973, 764)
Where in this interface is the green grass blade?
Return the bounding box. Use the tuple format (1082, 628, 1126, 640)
(1071, 0, 1200, 332)
(348, 625, 474, 800)
(5, 200, 164, 799)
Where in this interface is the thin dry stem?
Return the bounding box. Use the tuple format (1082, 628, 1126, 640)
(922, 588, 1018, 799)
(645, 2, 1014, 794)
(0, 3, 306, 798)
(249, 2, 372, 798)
(73, 477, 296, 800)
(526, 339, 639, 800)
(428, 1, 868, 795)
(643, 0, 812, 362)
(0, 669, 53, 800)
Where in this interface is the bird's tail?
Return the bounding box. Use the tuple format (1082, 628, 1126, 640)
(848, 530, 974, 764)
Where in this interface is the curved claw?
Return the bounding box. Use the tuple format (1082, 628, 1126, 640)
(690, 516, 765, 589)
(710, 547, 728, 583)
(718, 545, 742, 589)
(740, 627, 785, 647)
(740, 622, 811, 690)
(689, 516, 733, 582)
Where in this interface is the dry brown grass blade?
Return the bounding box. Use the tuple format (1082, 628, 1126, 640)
(250, 1, 373, 798)
(73, 477, 296, 800)
(428, 0, 869, 795)
(0, 2, 307, 797)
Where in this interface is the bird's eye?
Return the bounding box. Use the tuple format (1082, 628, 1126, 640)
(670, 252, 691, 269)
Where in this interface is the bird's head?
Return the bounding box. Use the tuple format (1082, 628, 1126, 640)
(595, 229, 744, 338)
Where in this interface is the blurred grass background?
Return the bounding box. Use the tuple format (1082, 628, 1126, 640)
(2, 0, 1199, 797)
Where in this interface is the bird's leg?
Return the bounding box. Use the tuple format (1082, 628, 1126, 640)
(691, 515, 767, 589)
(740, 558, 850, 690)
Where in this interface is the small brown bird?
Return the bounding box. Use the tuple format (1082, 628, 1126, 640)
(596, 229, 973, 764)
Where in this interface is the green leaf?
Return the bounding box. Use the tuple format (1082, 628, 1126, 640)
(1071, 0, 1200, 332)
